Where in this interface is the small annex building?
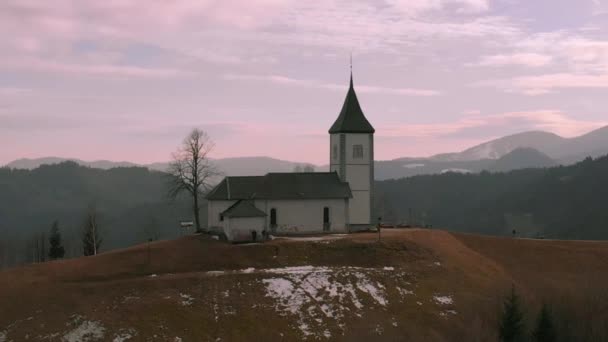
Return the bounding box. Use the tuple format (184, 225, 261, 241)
(206, 69, 375, 241)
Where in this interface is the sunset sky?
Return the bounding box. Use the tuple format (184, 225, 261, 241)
(2, 0, 608, 165)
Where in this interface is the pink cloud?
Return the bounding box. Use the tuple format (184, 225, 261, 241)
(476, 73, 608, 95)
(477, 53, 554, 67)
(223, 73, 440, 96)
(0, 58, 188, 79)
(376, 110, 607, 139)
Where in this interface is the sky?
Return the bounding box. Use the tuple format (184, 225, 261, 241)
(1, 0, 608, 165)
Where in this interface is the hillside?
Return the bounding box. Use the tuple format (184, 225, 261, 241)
(0, 162, 191, 268)
(434, 126, 608, 164)
(0, 230, 606, 341)
(435, 131, 566, 162)
(5, 126, 608, 180)
(375, 154, 608, 239)
(3, 156, 310, 175)
(488, 147, 556, 172)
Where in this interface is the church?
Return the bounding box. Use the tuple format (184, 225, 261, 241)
(206, 71, 375, 241)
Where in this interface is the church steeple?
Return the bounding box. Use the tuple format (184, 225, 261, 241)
(329, 64, 375, 134)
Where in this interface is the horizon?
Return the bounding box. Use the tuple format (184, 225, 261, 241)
(3, 123, 607, 167)
(2, 0, 608, 165)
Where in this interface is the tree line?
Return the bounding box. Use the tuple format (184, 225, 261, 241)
(496, 287, 608, 342)
(13, 204, 105, 265)
(374, 155, 608, 240)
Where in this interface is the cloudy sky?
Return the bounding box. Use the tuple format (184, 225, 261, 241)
(2, 0, 608, 165)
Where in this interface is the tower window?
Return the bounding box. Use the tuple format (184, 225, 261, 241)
(353, 144, 364, 159)
(333, 145, 338, 160)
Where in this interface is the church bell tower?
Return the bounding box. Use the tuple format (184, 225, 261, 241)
(329, 67, 375, 230)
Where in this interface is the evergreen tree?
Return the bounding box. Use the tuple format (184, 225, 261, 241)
(499, 287, 526, 342)
(533, 303, 556, 342)
(48, 220, 65, 260)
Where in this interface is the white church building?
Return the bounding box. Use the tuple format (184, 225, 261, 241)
(206, 72, 375, 241)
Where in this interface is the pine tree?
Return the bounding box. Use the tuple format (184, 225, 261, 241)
(499, 287, 526, 342)
(48, 220, 65, 260)
(533, 303, 556, 342)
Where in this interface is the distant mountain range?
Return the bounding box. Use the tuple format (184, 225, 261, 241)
(4, 126, 608, 180)
(431, 126, 608, 163)
(4, 157, 310, 176)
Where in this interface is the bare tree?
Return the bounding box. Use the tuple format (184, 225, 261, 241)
(83, 204, 102, 256)
(167, 129, 220, 233)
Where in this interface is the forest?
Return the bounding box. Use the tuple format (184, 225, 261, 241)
(0, 161, 191, 268)
(374, 155, 608, 240)
(1, 154, 607, 269)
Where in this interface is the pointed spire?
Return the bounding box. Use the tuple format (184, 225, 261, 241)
(328, 55, 375, 134)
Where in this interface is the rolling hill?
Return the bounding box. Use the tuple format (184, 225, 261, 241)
(0, 230, 606, 341)
(6, 125, 606, 180)
(488, 147, 556, 172)
(375, 153, 608, 239)
(432, 125, 608, 164)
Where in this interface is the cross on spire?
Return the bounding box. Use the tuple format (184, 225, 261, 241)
(350, 52, 353, 87)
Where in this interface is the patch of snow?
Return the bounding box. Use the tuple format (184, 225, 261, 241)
(402, 163, 425, 169)
(113, 329, 137, 342)
(206, 271, 225, 276)
(241, 267, 255, 273)
(261, 266, 389, 339)
(275, 234, 347, 242)
(179, 293, 194, 306)
(417, 301, 423, 306)
(323, 330, 331, 338)
(434, 262, 442, 266)
(62, 320, 105, 342)
(174, 338, 183, 342)
(396, 287, 414, 296)
(211, 235, 219, 240)
(0, 331, 6, 342)
(222, 290, 230, 298)
(375, 324, 383, 335)
(433, 295, 453, 305)
(148, 274, 158, 278)
(353, 273, 388, 306)
(383, 266, 394, 271)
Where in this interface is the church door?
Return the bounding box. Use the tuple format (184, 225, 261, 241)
(270, 208, 277, 231)
(323, 207, 330, 231)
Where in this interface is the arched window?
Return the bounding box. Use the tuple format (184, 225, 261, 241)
(270, 208, 277, 227)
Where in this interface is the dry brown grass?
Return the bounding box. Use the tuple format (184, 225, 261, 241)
(0, 229, 607, 341)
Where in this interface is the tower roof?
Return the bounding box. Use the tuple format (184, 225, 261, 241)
(329, 72, 375, 134)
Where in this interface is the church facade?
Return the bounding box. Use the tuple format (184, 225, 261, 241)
(206, 72, 375, 240)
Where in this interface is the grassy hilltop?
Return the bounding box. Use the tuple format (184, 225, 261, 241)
(1, 229, 607, 341)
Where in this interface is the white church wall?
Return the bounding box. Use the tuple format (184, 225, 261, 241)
(344, 164, 370, 191)
(224, 217, 266, 242)
(207, 200, 236, 232)
(261, 198, 348, 234)
(349, 191, 371, 225)
(344, 133, 373, 226)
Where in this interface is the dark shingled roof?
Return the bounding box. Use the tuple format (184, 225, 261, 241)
(329, 73, 375, 134)
(221, 200, 266, 218)
(206, 172, 352, 200)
